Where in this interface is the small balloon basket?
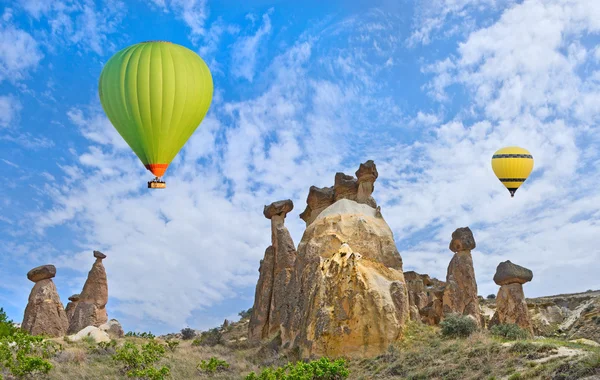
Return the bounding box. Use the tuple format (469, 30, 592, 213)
(148, 177, 166, 189)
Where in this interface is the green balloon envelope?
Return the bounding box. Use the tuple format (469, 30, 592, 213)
(98, 41, 213, 177)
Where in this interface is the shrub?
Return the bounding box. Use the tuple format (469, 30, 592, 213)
(0, 330, 61, 378)
(440, 314, 478, 338)
(198, 357, 230, 374)
(125, 331, 156, 339)
(180, 327, 196, 340)
(165, 340, 179, 352)
(0, 308, 18, 338)
(91, 340, 117, 355)
(490, 324, 529, 340)
(112, 340, 170, 379)
(239, 308, 254, 320)
(191, 338, 201, 347)
(245, 357, 350, 380)
(197, 328, 223, 347)
(487, 294, 496, 299)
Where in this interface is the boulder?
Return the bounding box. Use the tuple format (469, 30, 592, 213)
(493, 260, 533, 286)
(448, 227, 476, 253)
(264, 200, 294, 219)
(299, 186, 335, 226)
(99, 319, 124, 338)
(27, 265, 56, 282)
(93, 250, 107, 259)
(333, 173, 358, 202)
(22, 278, 69, 337)
(67, 326, 110, 343)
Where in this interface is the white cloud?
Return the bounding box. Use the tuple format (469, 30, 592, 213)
(231, 10, 273, 82)
(18, 0, 126, 56)
(0, 25, 43, 82)
(0, 96, 22, 128)
(408, 0, 517, 46)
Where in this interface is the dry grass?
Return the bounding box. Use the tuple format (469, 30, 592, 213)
(38, 321, 600, 380)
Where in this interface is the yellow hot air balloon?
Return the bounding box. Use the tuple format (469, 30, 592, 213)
(98, 41, 213, 189)
(491, 146, 534, 197)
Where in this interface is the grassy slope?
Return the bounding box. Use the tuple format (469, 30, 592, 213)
(41, 320, 600, 380)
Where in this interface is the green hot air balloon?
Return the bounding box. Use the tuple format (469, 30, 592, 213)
(98, 41, 213, 189)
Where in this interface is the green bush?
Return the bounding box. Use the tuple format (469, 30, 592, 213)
(440, 314, 478, 338)
(112, 340, 170, 379)
(0, 308, 17, 338)
(198, 357, 230, 374)
(165, 340, 179, 352)
(125, 331, 156, 339)
(0, 330, 61, 378)
(191, 338, 201, 347)
(180, 327, 196, 340)
(490, 324, 529, 340)
(196, 328, 223, 347)
(245, 357, 350, 380)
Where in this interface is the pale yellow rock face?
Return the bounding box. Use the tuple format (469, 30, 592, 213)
(295, 244, 409, 359)
(297, 199, 403, 270)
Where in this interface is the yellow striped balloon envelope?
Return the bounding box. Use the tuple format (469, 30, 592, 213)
(98, 41, 213, 189)
(491, 146, 534, 198)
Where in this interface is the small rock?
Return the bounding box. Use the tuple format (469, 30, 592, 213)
(68, 294, 80, 302)
(67, 326, 110, 343)
(493, 260, 533, 286)
(99, 319, 124, 339)
(263, 200, 294, 219)
(27, 265, 56, 282)
(93, 250, 106, 259)
(448, 227, 476, 253)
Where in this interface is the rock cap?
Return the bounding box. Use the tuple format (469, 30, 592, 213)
(264, 199, 294, 219)
(93, 251, 106, 259)
(27, 265, 56, 282)
(355, 160, 378, 183)
(493, 260, 533, 285)
(68, 294, 80, 302)
(449, 227, 476, 253)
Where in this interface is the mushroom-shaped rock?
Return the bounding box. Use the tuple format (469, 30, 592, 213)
(93, 250, 107, 259)
(27, 265, 56, 282)
(356, 160, 378, 183)
(493, 260, 533, 286)
(264, 200, 294, 219)
(449, 227, 476, 253)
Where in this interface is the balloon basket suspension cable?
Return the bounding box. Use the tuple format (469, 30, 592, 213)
(148, 177, 166, 189)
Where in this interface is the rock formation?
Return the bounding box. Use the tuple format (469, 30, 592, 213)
(68, 251, 109, 334)
(249, 200, 297, 342)
(65, 294, 80, 321)
(404, 271, 446, 325)
(299, 160, 378, 226)
(22, 265, 69, 337)
(250, 160, 410, 358)
(442, 227, 481, 327)
(490, 261, 534, 334)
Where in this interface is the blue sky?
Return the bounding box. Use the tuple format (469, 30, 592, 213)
(1, 0, 599, 335)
